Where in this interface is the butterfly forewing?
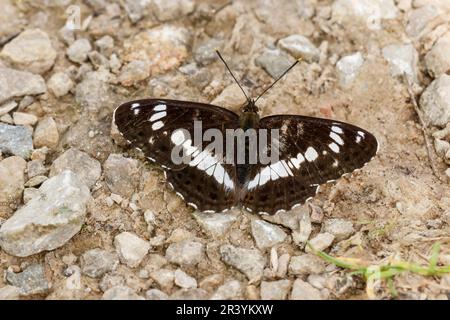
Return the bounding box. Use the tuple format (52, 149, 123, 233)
(114, 99, 241, 212)
(241, 115, 378, 214)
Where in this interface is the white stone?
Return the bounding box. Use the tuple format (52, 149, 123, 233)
(382, 43, 418, 81)
(0, 170, 91, 257)
(152, 0, 195, 22)
(332, 0, 397, 29)
(260, 280, 292, 300)
(0, 67, 46, 104)
(306, 233, 335, 252)
(278, 34, 320, 62)
(102, 286, 144, 300)
(220, 245, 266, 281)
(114, 232, 150, 268)
(47, 72, 74, 97)
(323, 218, 355, 241)
(336, 52, 364, 88)
(289, 254, 326, 275)
(210, 280, 242, 300)
(0, 29, 57, 74)
(67, 38, 92, 63)
(425, 33, 450, 78)
(290, 279, 323, 300)
(174, 269, 197, 289)
(192, 211, 237, 237)
(420, 75, 450, 127)
(12, 112, 38, 126)
(251, 219, 287, 250)
(166, 240, 205, 267)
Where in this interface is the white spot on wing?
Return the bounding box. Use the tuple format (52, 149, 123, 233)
(133, 108, 140, 115)
(328, 142, 340, 153)
(149, 111, 166, 122)
(171, 130, 186, 145)
(152, 121, 164, 130)
(305, 147, 318, 162)
(330, 132, 344, 145)
(131, 103, 140, 109)
(357, 131, 365, 138)
(331, 126, 343, 134)
(356, 135, 362, 143)
(154, 104, 166, 111)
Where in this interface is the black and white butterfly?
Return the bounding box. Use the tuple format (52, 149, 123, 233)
(113, 53, 378, 215)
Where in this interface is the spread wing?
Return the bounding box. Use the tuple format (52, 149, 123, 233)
(113, 99, 240, 212)
(241, 115, 378, 215)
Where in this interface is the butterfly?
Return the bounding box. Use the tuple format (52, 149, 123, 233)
(113, 52, 378, 215)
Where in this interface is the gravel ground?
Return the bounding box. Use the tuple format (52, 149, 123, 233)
(0, 0, 450, 300)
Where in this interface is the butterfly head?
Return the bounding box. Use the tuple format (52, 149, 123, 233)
(241, 99, 259, 113)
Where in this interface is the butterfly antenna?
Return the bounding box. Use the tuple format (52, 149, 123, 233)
(254, 59, 300, 104)
(216, 50, 251, 102)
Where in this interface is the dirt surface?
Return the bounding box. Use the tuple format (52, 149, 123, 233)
(0, 0, 449, 300)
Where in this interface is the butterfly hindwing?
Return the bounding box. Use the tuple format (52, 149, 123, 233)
(241, 115, 378, 214)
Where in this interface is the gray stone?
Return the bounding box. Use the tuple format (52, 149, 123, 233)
(406, 5, 441, 38)
(420, 75, 450, 127)
(166, 240, 205, 267)
(170, 288, 209, 300)
(0, 156, 26, 208)
(289, 254, 326, 275)
(260, 280, 292, 300)
(104, 153, 140, 198)
(0, 67, 46, 104)
(292, 209, 312, 245)
(102, 285, 144, 300)
(114, 232, 150, 268)
(251, 219, 287, 249)
(306, 233, 335, 252)
(174, 269, 197, 289)
(0, 29, 57, 74)
(210, 280, 241, 300)
(118, 60, 150, 86)
(194, 39, 223, 65)
(75, 69, 112, 112)
(0, 123, 33, 159)
(323, 218, 355, 241)
(6, 264, 50, 296)
(81, 248, 119, 278)
(425, 33, 450, 78)
(95, 35, 114, 56)
(220, 245, 266, 281)
(27, 159, 46, 178)
(152, 0, 195, 22)
(50, 148, 101, 189)
(0, 285, 21, 300)
(67, 38, 92, 64)
(382, 43, 418, 81)
(290, 278, 322, 300)
(47, 72, 74, 97)
(278, 34, 320, 62)
(0, 0, 26, 45)
(336, 52, 364, 88)
(33, 117, 59, 149)
(0, 170, 91, 257)
(145, 288, 168, 300)
(192, 211, 237, 237)
(123, 0, 152, 23)
(255, 48, 296, 79)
